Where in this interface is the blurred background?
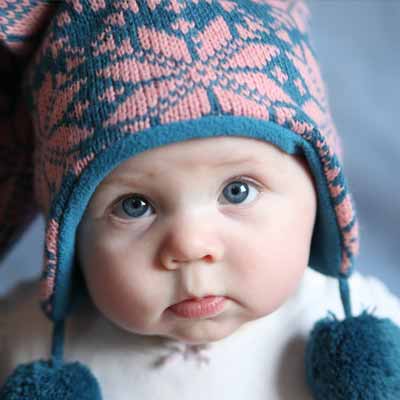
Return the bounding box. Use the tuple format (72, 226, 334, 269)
(0, 0, 399, 297)
(308, 0, 400, 296)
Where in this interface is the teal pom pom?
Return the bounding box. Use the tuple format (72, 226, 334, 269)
(0, 360, 102, 399)
(305, 310, 400, 399)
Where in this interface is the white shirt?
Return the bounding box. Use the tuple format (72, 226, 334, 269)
(1, 268, 399, 399)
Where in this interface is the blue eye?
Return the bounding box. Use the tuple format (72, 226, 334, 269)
(222, 180, 251, 204)
(111, 178, 260, 220)
(120, 195, 153, 219)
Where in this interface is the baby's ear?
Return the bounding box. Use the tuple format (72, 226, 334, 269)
(0, 1, 59, 261)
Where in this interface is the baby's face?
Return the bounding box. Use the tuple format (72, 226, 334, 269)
(76, 136, 317, 344)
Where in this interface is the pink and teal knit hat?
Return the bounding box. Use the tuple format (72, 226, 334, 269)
(4, 0, 359, 318)
(2, 1, 399, 399)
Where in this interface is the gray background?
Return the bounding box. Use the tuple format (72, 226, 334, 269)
(0, 1, 399, 297)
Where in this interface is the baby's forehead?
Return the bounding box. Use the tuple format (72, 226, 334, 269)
(102, 136, 291, 182)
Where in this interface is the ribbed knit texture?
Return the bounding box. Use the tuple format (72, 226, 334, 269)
(0, 0, 359, 320)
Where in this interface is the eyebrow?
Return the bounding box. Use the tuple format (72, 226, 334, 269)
(101, 157, 259, 186)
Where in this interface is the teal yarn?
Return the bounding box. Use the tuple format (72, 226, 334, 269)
(0, 360, 102, 400)
(305, 310, 400, 399)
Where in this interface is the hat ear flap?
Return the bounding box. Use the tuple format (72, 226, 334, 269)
(0, 0, 59, 261)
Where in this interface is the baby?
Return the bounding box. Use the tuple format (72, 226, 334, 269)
(76, 136, 317, 345)
(0, 0, 399, 399)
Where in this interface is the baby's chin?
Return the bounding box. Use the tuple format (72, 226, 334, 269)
(152, 316, 256, 345)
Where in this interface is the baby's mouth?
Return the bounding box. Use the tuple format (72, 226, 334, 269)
(168, 295, 227, 319)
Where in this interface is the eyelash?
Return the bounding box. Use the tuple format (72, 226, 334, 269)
(109, 175, 264, 221)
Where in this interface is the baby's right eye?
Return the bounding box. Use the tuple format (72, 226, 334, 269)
(111, 194, 155, 220)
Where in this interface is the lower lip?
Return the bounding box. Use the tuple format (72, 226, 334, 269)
(169, 296, 226, 319)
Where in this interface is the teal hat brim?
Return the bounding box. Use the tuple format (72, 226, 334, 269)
(49, 115, 342, 320)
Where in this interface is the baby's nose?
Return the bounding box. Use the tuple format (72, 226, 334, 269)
(161, 239, 219, 270)
(158, 214, 224, 270)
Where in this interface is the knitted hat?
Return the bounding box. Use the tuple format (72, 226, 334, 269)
(1, 1, 399, 399)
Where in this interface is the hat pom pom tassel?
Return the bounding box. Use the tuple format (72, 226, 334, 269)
(0, 360, 102, 400)
(305, 277, 400, 399)
(0, 321, 102, 399)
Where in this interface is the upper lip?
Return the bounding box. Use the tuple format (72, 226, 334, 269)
(174, 294, 221, 304)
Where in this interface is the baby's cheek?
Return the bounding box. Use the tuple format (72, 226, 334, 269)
(244, 268, 292, 317)
(84, 253, 169, 334)
(89, 270, 157, 333)
(230, 237, 306, 318)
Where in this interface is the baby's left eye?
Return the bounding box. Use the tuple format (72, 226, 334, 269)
(110, 178, 262, 220)
(219, 179, 261, 206)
